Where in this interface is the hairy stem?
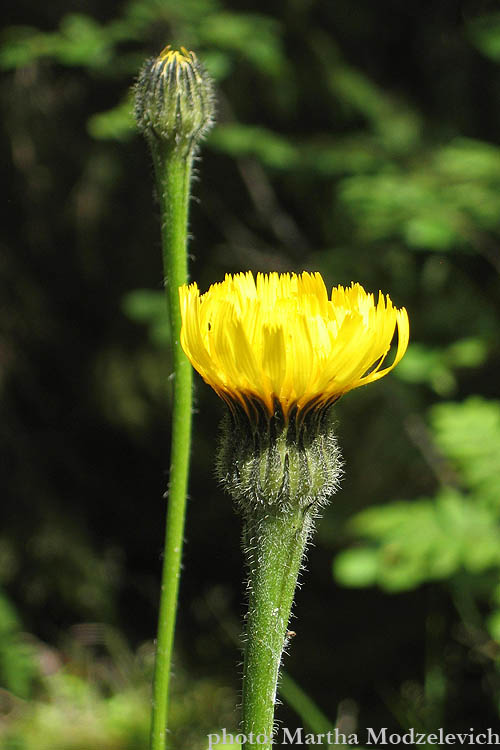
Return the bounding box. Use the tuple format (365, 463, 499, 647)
(150, 144, 194, 750)
(241, 505, 314, 749)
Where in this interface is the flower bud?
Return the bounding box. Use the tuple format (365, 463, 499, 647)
(134, 45, 215, 153)
(216, 402, 342, 514)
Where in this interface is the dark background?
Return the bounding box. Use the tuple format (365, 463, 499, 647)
(2, 1, 500, 747)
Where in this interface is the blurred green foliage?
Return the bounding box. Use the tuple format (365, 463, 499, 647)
(2, 0, 500, 745)
(0, 627, 239, 750)
(396, 338, 488, 396)
(0, 590, 38, 700)
(3, 674, 150, 750)
(122, 290, 171, 347)
(334, 397, 500, 589)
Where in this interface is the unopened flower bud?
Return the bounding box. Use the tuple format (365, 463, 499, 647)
(134, 45, 214, 153)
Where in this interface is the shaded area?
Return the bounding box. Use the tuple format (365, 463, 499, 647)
(1, 0, 500, 747)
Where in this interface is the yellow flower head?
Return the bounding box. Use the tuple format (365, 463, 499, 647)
(179, 271, 409, 419)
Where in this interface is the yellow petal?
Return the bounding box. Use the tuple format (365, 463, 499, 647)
(178, 272, 409, 418)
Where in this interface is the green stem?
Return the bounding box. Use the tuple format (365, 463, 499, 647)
(242, 505, 314, 749)
(150, 144, 194, 750)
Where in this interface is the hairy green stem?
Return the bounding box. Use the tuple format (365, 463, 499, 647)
(241, 505, 314, 749)
(150, 144, 193, 750)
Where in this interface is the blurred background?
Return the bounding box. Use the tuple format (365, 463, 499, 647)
(2, 1, 500, 747)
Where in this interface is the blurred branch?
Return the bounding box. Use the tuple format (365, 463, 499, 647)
(404, 413, 461, 489)
(217, 91, 310, 258)
(236, 157, 310, 254)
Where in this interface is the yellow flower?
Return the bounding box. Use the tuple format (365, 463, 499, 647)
(179, 271, 409, 418)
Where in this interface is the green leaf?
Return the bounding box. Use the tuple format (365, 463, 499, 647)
(468, 12, 500, 61)
(431, 397, 500, 504)
(122, 290, 170, 347)
(435, 138, 500, 181)
(88, 96, 136, 141)
(0, 15, 115, 70)
(209, 124, 299, 169)
(404, 214, 457, 251)
(487, 609, 500, 642)
(395, 340, 488, 396)
(199, 13, 286, 77)
(334, 485, 500, 592)
(333, 547, 378, 588)
(446, 338, 488, 368)
(0, 589, 37, 698)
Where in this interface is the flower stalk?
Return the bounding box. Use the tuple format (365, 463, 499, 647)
(134, 45, 214, 750)
(217, 401, 342, 748)
(149, 149, 193, 750)
(241, 503, 315, 749)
